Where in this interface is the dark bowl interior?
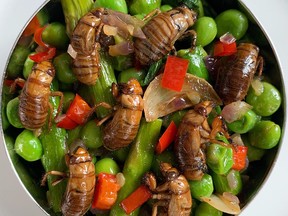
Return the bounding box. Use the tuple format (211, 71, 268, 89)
(1, 0, 284, 215)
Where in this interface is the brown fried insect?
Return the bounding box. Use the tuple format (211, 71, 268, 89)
(143, 162, 192, 216)
(71, 8, 145, 85)
(41, 140, 95, 216)
(214, 43, 262, 105)
(18, 60, 63, 136)
(174, 101, 214, 181)
(134, 5, 197, 66)
(102, 79, 144, 151)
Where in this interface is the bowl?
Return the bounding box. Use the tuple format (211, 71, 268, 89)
(0, 0, 287, 215)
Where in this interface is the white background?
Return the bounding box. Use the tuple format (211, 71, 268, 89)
(0, 0, 288, 215)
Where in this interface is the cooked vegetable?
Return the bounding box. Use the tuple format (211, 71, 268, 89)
(93, 0, 128, 13)
(194, 16, 217, 47)
(155, 121, 177, 154)
(95, 158, 120, 175)
(189, 173, 214, 200)
(231, 145, 248, 171)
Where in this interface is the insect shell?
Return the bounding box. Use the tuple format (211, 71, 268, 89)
(174, 101, 214, 181)
(61, 144, 96, 216)
(18, 60, 63, 135)
(143, 162, 192, 216)
(134, 5, 198, 66)
(213, 43, 260, 105)
(103, 79, 144, 151)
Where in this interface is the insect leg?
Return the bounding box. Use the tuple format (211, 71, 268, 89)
(50, 91, 64, 119)
(41, 170, 68, 186)
(9, 77, 25, 93)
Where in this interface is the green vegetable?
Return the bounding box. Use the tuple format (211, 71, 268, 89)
(15, 129, 43, 161)
(1, 85, 15, 130)
(111, 146, 130, 163)
(160, 4, 173, 12)
(95, 157, 120, 175)
(246, 82, 281, 117)
(66, 125, 83, 146)
(227, 109, 259, 134)
(53, 53, 77, 84)
(206, 143, 233, 175)
(80, 120, 103, 149)
(110, 119, 162, 216)
(142, 58, 164, 86)
(118, 67, 146, 84)
(162, 0, 204, 17)
(88, 52, 117, 118)
(60, 0, 94, 37)
(128, 0, 161, 15)
(4, 134, 46, 201)
(195, 202, 223, 216)
(62, 91, 75, 113)
(189, 173, 214, 200)
(194, 16, 217, 47)
(151, 150, 176, 178)
(177, 46, 209, 80)
(6, 97, 23, 129)
(93, 0, 128, 13)
(6, 45, 31, 78)
(40, 124, 67, 213)
(162, 110, 187, 127)
(23, 52, 35, 79)
(248, 120, 281, 149)
(215, 9, 248, 40)
(36, 7, 50, 26)
(242, 134, 266, 162)
(212, 169, 242, 195)
(42, 22, 70, 50)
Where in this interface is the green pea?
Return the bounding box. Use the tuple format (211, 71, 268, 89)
(6, 45, 31, 79)
(23, 52, 35, 79)
(129, 0, 161, 15)
(215, 9, 248, 40)
(160, 4, 173, 12)
(206, 143, 233, 175)
(195, 202, 223, 216)
(248, 120, 281, 149)
(194, 16, 217, 47)
(95, 157, 120, 175)
(189, 174, 214, 200)
(15, 129, 43, 161)
(246, 82, 281, 117)
(118, 67, 146, 84)
(63, 91, 75, 113)
(80, 120, 103, 149)
(177, 46, 209, 80)
(227, 109, 259, 134)
(6, 97, 23, 129)
(93, 0, 128, 13)
(1, 85, 14, 131)
(53, 53, 77, 84)
(42, 22, 70, 50)
(242, 134, 266, 161)
(212, 169, 242, 195)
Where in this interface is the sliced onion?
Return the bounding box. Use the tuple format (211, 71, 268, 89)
(220, 32, 236, 44)
(108, 40, 134, 56)
(231, 133, 245, 146)
(116, 173, 126, 187)
(143, 73, 222, 122)
(103, 25, 118, 36)
(221, 101, 252, 123)
(251, 77, 264, 96)
(201, 193, 241, 215)
(67, 44, 77, 59)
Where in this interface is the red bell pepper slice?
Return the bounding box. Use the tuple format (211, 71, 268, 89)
(66, 94, 92, 125)
(161, 55, 189, 92)
(120, 184, 152, 214)
(29, 47, 56, 63)
(56, 114, 78, 130)
(232, 145, 248, 170)
(92, 173, 121, 210)
(22, 16, 41, 37)
(155, 121, 177, 154)
(213, 41, 237, 57)
(34, 25, 48, 47)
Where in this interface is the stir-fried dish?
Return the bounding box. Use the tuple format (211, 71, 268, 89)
(1, 0, 283, 215)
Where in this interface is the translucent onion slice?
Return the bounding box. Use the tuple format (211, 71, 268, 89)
(251, 77, 264, 96)
(201, 193, 241, 215)
(221, 101, 252, 123)
(143, 73, 222, 122)
(108, 41, 134, 56)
